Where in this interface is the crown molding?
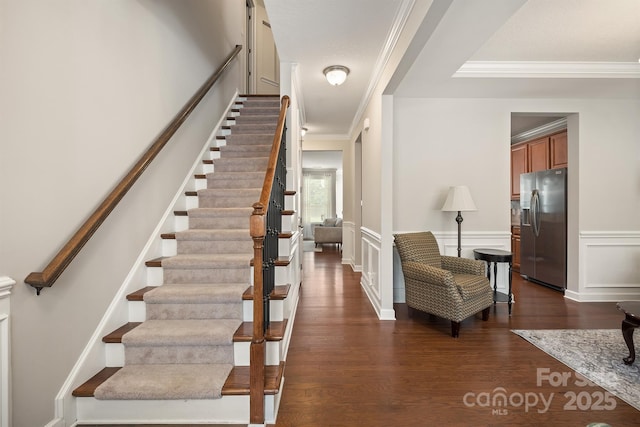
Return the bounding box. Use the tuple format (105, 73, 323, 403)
(454, 61, 640, 79)
(511, 118, 567, 145)
(348, 0, 415, 138)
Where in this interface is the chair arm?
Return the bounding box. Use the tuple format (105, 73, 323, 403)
(401, 261, 453, 287)
(441, 256, 485, 276)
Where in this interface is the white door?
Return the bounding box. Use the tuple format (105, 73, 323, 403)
(252, 1, 279, 94)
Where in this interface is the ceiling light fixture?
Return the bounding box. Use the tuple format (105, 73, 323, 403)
(323, 65, 350, 86)
(301, 127, 308, 137)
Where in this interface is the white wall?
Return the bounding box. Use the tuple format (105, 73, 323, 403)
(392, 96, 640, 301)
(0, 1, 245, 425)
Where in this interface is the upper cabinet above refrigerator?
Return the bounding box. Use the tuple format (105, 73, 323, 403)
(510, 130, 567, 200)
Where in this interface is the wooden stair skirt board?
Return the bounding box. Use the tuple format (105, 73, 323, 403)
(71, 95, 293, 425)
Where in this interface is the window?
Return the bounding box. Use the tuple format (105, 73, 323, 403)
(302, 169, 336, 239)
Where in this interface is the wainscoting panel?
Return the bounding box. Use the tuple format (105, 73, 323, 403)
(0, 276, 16, 427)
(393, 231, 511, 303)
(361, 228, 383, 317)
(342, 221, 356, 269)
(569, 232, 640, 302)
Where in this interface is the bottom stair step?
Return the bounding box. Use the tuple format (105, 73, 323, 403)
(73, 362, 285, 398)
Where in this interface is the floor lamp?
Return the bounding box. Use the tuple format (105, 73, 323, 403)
(441, 186, 477, 257)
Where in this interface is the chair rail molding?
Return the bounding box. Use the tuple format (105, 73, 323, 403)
(0, 276, 16, 427)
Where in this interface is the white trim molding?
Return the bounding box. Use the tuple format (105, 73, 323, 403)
(511, 118, 566, 145)
(454, 61, 640, 79)
(566, 231, 640, 302)
(342, 221, 356, 268)
(360, 227, 394, 320)
(0, 276, 15, 427)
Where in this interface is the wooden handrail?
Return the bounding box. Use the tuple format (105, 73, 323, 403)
(249, 95, 289, 423)
(25, 45, 243, 294)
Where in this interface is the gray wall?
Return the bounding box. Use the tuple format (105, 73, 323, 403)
(0, 1, 245, 425)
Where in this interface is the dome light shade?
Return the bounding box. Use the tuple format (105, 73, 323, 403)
(323, 65, 350, 86)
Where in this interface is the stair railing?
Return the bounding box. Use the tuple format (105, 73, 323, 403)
(24, 45, 243, 295)
(249, 94, 290, 423)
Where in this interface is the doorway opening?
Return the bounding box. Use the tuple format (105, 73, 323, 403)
(301, 150, 343, 246)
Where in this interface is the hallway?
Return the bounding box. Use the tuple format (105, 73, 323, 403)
(273, 247, 639, 426)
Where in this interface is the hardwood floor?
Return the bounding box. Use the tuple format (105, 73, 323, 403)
(271, 246, 639, 427)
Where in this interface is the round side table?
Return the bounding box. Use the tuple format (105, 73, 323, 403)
(473, 248, 513, 315)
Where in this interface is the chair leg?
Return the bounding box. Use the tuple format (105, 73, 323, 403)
(451, 321, 460, 338)
(482, 307, 490, 321)
(407, 306, 415, 318)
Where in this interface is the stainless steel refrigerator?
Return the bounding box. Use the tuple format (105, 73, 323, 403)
(520, 167, 567, 290)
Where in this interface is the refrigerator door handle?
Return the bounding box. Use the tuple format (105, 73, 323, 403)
(532, 190, 541, 237)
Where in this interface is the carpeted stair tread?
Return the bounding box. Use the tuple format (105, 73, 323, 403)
(197, 188, 261, 197)
(161, 254, 250, 269)
(207, 171, 264, 180)
(94, 363, 233, 400)
(186, 207, 253, 229)
(174, 229, 250, 241)
(225, 124, 277, 134)
(219, 144, 271, 154)
(144, 283, 249, 304)
(211, 158, 269, 172)
(222, 134, 274, 145)
(230, 115, 279, 124)
(122, 319, 241, 346)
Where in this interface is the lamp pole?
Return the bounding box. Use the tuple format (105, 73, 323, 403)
(455, 210, 463, 257)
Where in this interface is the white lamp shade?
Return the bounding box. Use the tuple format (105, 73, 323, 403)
(441, 186, 477, 212)
(323, 66, 349, 86)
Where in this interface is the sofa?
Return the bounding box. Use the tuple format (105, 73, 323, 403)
(314, 218, 343, 247)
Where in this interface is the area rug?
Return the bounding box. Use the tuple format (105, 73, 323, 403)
(302, 240, 322, 252)
(512, 329, 640, 411)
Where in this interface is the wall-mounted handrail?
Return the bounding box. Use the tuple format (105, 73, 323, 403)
(249, 95, 289, 423)
(25, 45, 243, 295)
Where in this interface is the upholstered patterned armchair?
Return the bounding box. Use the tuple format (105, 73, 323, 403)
(394, 231, 493, 337)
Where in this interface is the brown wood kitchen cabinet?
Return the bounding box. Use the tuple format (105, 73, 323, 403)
(528, 137, 550, 172)
(510, 144, 528, 200)
(550, 131, 568, 168)
(510, 130, 567, 200)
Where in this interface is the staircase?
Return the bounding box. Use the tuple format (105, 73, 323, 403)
(71, 95, 299, 425)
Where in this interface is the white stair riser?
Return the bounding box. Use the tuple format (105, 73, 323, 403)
(76, 394, 279, 424)
(284, 196, 295, 211)
(174, 215, 189, 232)
(234, 341, 282, 366)
(281, 214, 295, 233)
(243, 300, 284, 322)
(128, 301, 146, 322)
(202, 163, 214, 174)
(186, 195, 198, 210)
(146, 266, 163, 286)
(162, 239, 177, 257)
(195, 177, 207, 190)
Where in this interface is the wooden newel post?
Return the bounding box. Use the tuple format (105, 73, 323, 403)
(250, 203, 266, 423)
